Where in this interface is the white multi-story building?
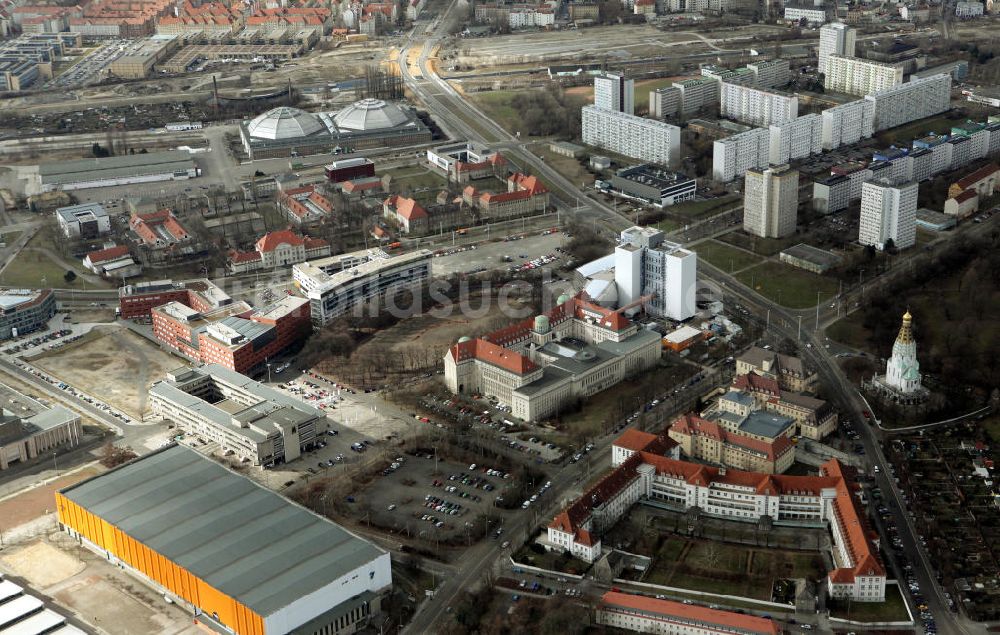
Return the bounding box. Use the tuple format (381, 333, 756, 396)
(649, 86, 680, 118)
(575, 226, 697, 321)
(744, 165, 799, 238)
(701, 64, 755, 86)
(813, 174, 851, 214)
(747, 58, 791, 89)
(55, 203, 111, 239)
(955, 1, 984, 16)
(824, 55, 904, 96)
(582, 106, 681, 166)
(508, 6, 554, 28)
(594, 72, 635, 115)
(712, 127, 770, 182)
(821, 99, 875, 150)
(859, 179, 918, 250)
(769, 114, 823, 164)
(818, 22, 856, 75)
(293, 248, 433, 326)
(864, 74, 951, 132)
(547, 430, 887, 602)
(721, 82, 798, 127)
(673, 77, 720, 116)
(784, 6, 826, 24)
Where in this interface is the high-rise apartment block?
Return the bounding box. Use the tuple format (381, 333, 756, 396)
(769, 113, 823, 164)
(743, 165, 799, 238)
(864, 73, 951, 132)
(720, 82, 798, 127)
(594, 73, 634, 115)
(649, 86, 681, 118)
(582, 105, 681, 166)
(859, 180, 917, 250)
(747, 58, 791, 89)
(818, 22, 856, 75)
(674, 77, 721, 116)
(712, 127, 770, 182)
(821, 98, 874, 150)
(824, 55, 903, 96)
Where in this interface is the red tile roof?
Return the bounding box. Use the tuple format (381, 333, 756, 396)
(229, 250, 262, 264)
(953, 163, 999, 191)
(509, 172, 548, 195)
(599, 592, 780, 635)
(668, 413, 793, 461)
(450, 338, 539, 375)
(85, 245, 130, 263)
(385, 195, 428, 221)
(613, 429, 679, 455)
(952, 189, 978, 203)
(256, 230, 304, 253)
(304, 237, 329, 250)
(732, 372, 780, 396)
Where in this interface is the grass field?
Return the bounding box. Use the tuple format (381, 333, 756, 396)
(653, 218, 681, 232)
(736, 261, 840, 309)
(531, 145, 595, 188)
(0, 237, 109, 289)
(695, 240, 764, 273)
(718, 230, 802, 257)
(645, 538, 825, 601)
(667, 196, 740, 221)
(828, 584, 910, 622)
(877, 115, 957, 145)
(379, 166, 446, 194)
(469, 90, 522, 136)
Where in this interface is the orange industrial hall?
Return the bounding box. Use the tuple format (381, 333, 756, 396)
(56, 444, 392, 635)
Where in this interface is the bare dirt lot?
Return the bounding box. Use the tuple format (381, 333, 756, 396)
(0, 535, 201, 635)
(32, 326, 182, 418)
(0, 466, 102, 527)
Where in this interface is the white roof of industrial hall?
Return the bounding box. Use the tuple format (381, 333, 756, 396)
(333, 99, 411, 131)
(246, 106, 324, 140)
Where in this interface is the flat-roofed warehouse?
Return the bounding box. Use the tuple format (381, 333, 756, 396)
(56, 444, 391, 635)
(37, 150, 200, 192)
(161, 43, 304, 74)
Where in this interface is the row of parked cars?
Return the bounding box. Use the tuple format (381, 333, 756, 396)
(3, 329, 76, 355)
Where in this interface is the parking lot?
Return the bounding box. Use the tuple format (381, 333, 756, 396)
(430, 231, 567, 277)
(349, 452, 517, 542)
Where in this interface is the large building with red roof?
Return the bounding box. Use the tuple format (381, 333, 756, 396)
(547, 427, 886, 602)
(383, 195, 429, 234)
(226, 230, 331, 274)
(443, 293, 661, 422)
(597, 591, 781, 635)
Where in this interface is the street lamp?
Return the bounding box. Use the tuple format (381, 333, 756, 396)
(266, 359, 272, 383)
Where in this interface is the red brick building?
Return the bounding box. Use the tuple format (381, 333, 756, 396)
(118, 279, 231, 320)
(151, 296, 311, 376)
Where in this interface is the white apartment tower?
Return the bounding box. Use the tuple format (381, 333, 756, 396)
(720, 82, 798, 127)
(824, 55, 904, 96)
(614, 226, 697, 321)
(743, 165, 800, 238)
(818, 22, 856, 75)
(713, 127, 770, 182)
(821, 98, 875, 150)
(594, 73, 635, 116)
(582, 106, 681, 166)
(859, 180, 917, 250)
(864, 74, 952, 132)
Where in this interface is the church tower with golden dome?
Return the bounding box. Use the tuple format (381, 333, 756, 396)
(884, 310, 922, 394)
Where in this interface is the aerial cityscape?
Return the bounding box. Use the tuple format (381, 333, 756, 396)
(0, 0, 997, 632)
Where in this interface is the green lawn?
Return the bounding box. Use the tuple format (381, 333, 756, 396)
(736, 262, 840, 309)
(0, 230, 22, 245)
(694, 240, 764, 273)
(828, 584, 910, 622)
(666, 196, 740, 220)
(469, 90, 524, 137)
(0, 238, 106, 289)
(877, 115, 957, 145)
(380, 168, 446, 193)
(718, 230, 802, 257)
(653, 218, 681, 232)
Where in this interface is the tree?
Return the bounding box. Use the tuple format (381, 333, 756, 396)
(63, 270, 76, 283)
(100, 442, 137, 468)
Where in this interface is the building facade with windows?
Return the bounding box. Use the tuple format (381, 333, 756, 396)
(821, 99, 875, 150)
(865, 74, 951, 132)
(712, 127, 770, 182)
(824, 55, 903, 96)
(594, 72, 635, 115)
(859, 179, 918, 250)
(596, 592, 781, 635)
(547, 430, 886, 602)
(720, 82, 798, 127)
(743, 165, 799, 238)
(819, 22, 856, 75)
(0, 289, 56, 340)
(582, 106, 681, 167)
(769, 114, 823, 164)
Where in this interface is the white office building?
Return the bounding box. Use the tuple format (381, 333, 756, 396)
(747, 58, 791, 89)
(859, 180, 917, 250)
(824, 55, 904, 96)
(594, 73, 635, 115)
(576, 226, 697, 321)
(819, 22, 857, 75)
(55, 203, 111, 239)
(673, 77, 720, 116)
(744, 165, 799, 238)
(293, 248, 433, 326)
(582, 106, 681, 166)
(864, 73, 951, 132)
(721, 82, 798, 127)
(769, 114, 823, 164)
(712, 127, 770, 182)
(784, 6, 826, 24)
(821, 99, 875, 150)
